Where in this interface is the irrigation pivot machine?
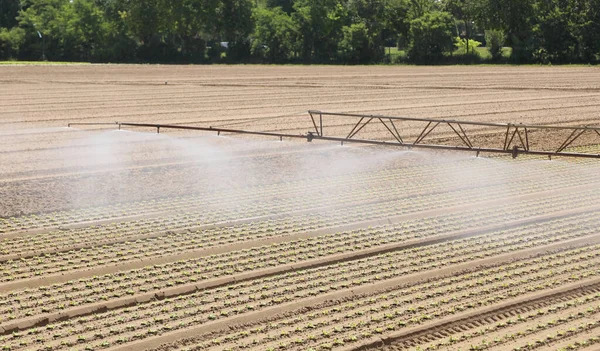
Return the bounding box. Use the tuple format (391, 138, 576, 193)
(68, 111, 600, 159)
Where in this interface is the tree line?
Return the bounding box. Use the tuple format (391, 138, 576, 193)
(0, 0, 599, 64)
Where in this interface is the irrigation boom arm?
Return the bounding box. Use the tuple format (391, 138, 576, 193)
(306, 111, 600, 159)
(67, 110, 600, 159)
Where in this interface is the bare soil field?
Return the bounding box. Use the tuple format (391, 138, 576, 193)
(1, 64, 600, 351)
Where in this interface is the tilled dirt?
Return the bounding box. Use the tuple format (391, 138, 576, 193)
(2, 65, 600, 216)
(1, 65, 600, 351)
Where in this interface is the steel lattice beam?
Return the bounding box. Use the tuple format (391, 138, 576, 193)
(307, 110, 600, 159)
(67, 110, 600, 159)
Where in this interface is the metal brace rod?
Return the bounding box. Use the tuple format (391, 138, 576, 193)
(308, 111, 320, 136)
(557, 128, 587, 153)
(414, 121, 440, 145)
(345, 117, 365, 139)
(457, 123, 473, 149)
(320, 113, 323, 137)
(389, 118, 403, 144)
(505, 126, 520, 151)
(556, 128, 581, 153)
(516, 127, 527, 150)
(414, 121, 432, 145)
(447, 122, 472, 149)
(347, 118, 373, 140)
(378, 118, 403, 144)
(503, 124, 511, 150)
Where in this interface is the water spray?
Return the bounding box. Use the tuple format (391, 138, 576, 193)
(66, 111, 600, 160)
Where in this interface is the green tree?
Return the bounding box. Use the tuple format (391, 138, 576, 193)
(292, 0, 345, 62)
(251, 6, 297, 62)
(56, 0, 110, 61)
(16, 0, 69, 60)
(168, 0, 220, 62)
(266, 0, 294, 13)
(546, 0, 600, 63)
(444, 0, 484, 54)
(0, 26, 25, 59)
(383, 0, 411, 48)
(485, 29, 505, 60)
(3, 0, 599, 64)
(339, 22, 371, 63)
(408, 11, 455, 63)
(578, 0, 600, 61)
(345, 0, 386, 62)
(409, 0, 437, 18)
(485, 0, 535, 62)
(0, 0, 20, 28)
(93, 0, 137, 62)
(120, 0, 174, 61)
(218, 0, 254, 60)
(532, 0, 576, 63)
(122, 0, 168, 44)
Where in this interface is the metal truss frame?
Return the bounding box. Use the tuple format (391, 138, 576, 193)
(307, 110, 600, 159)
(67, 110, 600, 159)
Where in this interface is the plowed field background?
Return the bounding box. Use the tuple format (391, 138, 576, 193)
(1, 65, 600, 351)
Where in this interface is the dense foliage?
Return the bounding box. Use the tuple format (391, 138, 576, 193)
(0, 0, 598, 63)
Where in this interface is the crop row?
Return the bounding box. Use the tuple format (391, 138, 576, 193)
(4, 162, 599, 263)
(2, 182, 598, 286)
(1, 202, 597, 322)
(4, 237, 600, 351)
(1, 157, 550, 246)
(1, 214, 600, 338)
(180, 245, 600, 351)
(0, 174, 443, 253)
(2, 184, 597, 291)
(415, 290, 600, 350)
(0, 212, 595, 324)
(1, 153, 590, 233)
(554, 335, 600, 351)
(510, 318, 600, 351)
(0, 155, 500, 232)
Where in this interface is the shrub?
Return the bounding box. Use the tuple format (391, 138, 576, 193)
(408, 11, 455, 64)
(454, 36, 482, 55)
(485, 30, 505, 61)
(0, 27, 26, 60)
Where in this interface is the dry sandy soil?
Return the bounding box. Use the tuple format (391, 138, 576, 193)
(1, 65, 600, 351)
